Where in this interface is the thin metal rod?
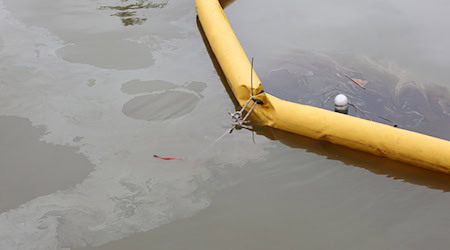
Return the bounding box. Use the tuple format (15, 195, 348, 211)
(251, 57, 254, 97)
(241, 101, 258, 123)
(349, 103, 372, 121)
(363, 109, 399, 127)
(321, 93, 337, 108)
(341, 72, 366, 90)
(240, 96, 253, 113)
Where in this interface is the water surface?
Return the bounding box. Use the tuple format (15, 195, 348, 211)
(1, 0, 450, 249)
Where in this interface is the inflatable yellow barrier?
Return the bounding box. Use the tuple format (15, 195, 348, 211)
(196, 0, 450, 174)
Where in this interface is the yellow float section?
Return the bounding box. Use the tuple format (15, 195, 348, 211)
(196, 0, 450, 174)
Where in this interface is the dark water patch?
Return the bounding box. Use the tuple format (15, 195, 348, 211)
(122, 91, 200, 121)
(259, 51, 450, 140)
(73, 136, 84, 142)
(121, 80, 177, 94)
(87, 79, 96, 87)
(184, 81, 207, 93)
(5, 0, 155, 70)
(0, 116, 93, 213)
(4, 0, 112, 42)
(57, 39, 154, 70)
(98, 0, 168, 26)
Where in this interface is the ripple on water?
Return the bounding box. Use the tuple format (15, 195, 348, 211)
(98, 0, 168, 27)
(121, 79, 206, 121)
(122, 91, 200, 121)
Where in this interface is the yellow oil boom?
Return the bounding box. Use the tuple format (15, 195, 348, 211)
(196, 0, 450, 174)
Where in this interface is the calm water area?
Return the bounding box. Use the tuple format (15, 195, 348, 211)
(1, 0, 450, 249)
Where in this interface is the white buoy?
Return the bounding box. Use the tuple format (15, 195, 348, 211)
(334, 94, 349, 114)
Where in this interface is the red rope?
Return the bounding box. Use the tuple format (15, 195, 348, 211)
(154, 155, 182, 161)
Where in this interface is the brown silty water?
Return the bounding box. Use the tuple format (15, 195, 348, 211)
(1, 0, 450, 250)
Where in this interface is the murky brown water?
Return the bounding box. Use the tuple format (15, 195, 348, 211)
(1, 0, 450, 249)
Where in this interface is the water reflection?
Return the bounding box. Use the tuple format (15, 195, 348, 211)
(257, 126, 450, 192)
(99, 0, 168, 26)
(219, 0, 235, 9)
